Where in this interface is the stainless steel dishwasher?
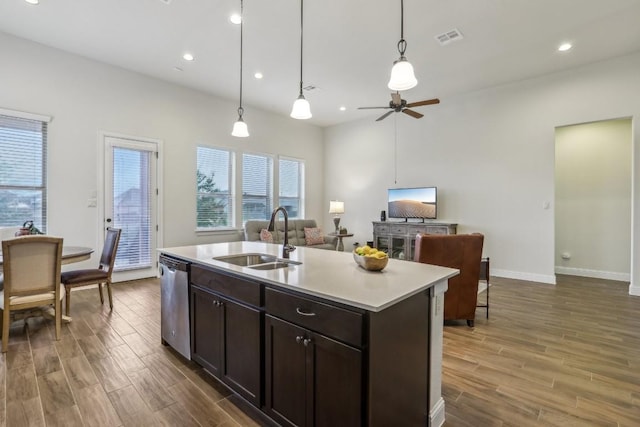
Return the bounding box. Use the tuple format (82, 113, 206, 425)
(160, 254, 191, 359)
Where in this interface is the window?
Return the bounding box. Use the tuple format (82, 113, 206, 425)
(197, 146, 234, 229)
(279, 157, 304, 219)
(242, 153, 273, 224)
(0, 113, 48, 231)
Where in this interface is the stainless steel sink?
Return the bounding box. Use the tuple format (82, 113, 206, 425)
(213, 253, 277, 266)
(248, 261, 301, 270)
(213, 253, 301, 270)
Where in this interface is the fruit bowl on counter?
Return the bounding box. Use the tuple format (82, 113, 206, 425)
(353, 245, 389, 271)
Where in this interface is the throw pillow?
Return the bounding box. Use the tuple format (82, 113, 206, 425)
(260, 229, 274, 243)
(304, 227, 324, 245)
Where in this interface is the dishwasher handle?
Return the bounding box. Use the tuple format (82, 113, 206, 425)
(159, 255, 189, 273)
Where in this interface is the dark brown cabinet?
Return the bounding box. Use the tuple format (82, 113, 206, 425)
(265, 315, 362, 427)
(190, 271, 262, 407)
(186, 263, 434, 427)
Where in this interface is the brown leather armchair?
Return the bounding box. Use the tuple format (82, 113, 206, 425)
(414, 233, 484, 327)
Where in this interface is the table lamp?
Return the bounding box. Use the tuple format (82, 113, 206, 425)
(329, 200, 344, 233)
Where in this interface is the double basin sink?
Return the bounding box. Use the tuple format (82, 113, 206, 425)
(213, 253, 301, 270)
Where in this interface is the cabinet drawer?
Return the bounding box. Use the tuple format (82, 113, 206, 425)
(191, 265, 261, 307)
(390, 225, 407, 234)
(409, 225, 426, 235)
(265, 287, 363, 347)
(424, 226, 447, 235)
(374, 224, 389, 233)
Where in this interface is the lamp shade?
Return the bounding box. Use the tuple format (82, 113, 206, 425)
(291, 95, 312, 119)
(329, 200, 344, 215)
(231, 117, 249, 137)
(388, 58, 418, 91)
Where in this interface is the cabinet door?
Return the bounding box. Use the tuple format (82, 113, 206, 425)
(221, 296, 262, 406)
(191, 286, 223, 376)
(265, 315, 310, 427)
(312, 332, 362, 427)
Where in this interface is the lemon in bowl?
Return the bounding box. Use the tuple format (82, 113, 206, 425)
(353, 246, 389, 271)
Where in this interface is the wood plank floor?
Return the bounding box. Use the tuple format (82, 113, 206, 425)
(0, 274, 638, 426)
(443, 275, 640, 427)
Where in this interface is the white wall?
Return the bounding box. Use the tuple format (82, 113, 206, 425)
(324, 52, 640, 290)
(555, 119, 632, 281)
(0, 32, 324, 268)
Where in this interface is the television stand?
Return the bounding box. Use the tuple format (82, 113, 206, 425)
(372, 221, 458, 261)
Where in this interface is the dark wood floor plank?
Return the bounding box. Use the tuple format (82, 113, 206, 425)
(107, 384, 152, 424)
(6, 398, 45, 427)
(90, 356, 131, 393)
(74, 383, 122, 426)
(61, 356, 99, 391)
(128, 367, 175, 411)
(32, 345, 62, 377)
(37, 370, 76, 416)
(168, 378, 237, 426)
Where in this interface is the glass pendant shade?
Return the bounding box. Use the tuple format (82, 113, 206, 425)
(290, 95, 312, 119)
(388, 57, 418, 91)
(231, 116, 249, 137)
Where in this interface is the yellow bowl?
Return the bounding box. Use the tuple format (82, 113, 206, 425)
(353, 251, 389, 271)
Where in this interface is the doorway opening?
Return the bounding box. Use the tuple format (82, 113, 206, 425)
(554, 118, 632, 282)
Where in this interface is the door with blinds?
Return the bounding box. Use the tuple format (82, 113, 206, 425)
(104, 135, 159, 282)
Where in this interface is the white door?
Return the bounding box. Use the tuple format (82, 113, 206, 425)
(104, 135, 160, 282)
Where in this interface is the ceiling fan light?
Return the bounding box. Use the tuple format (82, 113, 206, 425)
(290, 95, 312, 119)
(388, 58, 418, 91)
(231, 116, 249, 137)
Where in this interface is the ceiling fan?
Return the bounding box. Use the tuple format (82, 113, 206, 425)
(358, 92, 440, 121)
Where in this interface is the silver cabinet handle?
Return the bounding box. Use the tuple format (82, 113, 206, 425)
(295, 335, 304, 344)
(303, 338, 312, 347)
(296, 308, 316, 317)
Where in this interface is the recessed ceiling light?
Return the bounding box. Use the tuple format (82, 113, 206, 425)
(229, 14, 242, 24)
(339, 106, 346, 111)
(24, 0, 39, 4)
(254, 72, 263, 79)
(182, 53, 195, 61)
(558, 43, 572, 52)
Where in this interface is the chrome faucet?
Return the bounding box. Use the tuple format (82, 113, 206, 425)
(268, 206, 296, 259)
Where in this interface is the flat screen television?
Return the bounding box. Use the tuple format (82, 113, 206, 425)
(388, 187, 437, 220)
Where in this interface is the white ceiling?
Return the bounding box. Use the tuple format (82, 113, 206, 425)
(2, 0, 640, 127)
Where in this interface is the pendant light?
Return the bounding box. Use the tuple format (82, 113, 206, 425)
(290, 0, 312, 119)
(388, 0, 418, 91)
(232, 0, 249, 137)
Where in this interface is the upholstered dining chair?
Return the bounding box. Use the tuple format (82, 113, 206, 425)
(61, 228, 121, 315)
(414, 233, 484, 327)
(1, 235, 64, 352)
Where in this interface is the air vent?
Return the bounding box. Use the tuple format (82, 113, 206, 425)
(435, 28, 463, 46)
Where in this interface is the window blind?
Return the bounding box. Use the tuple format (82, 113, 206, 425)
(197, 146, 234, 228)
(112, 147, 152, 271)
(242, 153, 273, 224)
(279, 158, 303, 219)
(0, 114, 47, 231)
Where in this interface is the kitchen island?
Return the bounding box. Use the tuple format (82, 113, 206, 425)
(159, 241, 458, 427)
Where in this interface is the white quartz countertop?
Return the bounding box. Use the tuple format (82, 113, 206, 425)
(159, 241, 458, 312)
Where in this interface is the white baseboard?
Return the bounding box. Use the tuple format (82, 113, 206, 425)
(430, 397, 446, 427)
(491, 268, 556, 285)
(629, 284, 640, 296)
(554, 266, 630, 282)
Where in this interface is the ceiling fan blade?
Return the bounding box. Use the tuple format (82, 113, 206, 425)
(405, 98, 440, 108)
(391, 92, 402, 105)
(402, 109, 424, 119)
(376, 111, 394, 121)
(358, 106, 391, 110)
